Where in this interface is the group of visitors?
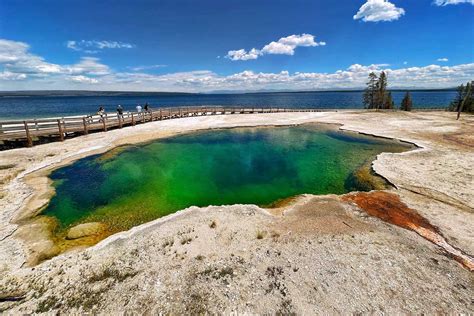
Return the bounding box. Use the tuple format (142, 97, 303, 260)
(96, 103, 152, 121)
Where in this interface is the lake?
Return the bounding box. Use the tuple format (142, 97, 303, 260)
(0, 90, 456, 120)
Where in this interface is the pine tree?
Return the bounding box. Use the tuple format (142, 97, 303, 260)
(400, 91, 413, 111)
(375, 71, 388, 110)
(450, 82, 473, 114)
(363, 72, 378, 109)
(362, 71, 394, 110)
(456, 82, 473, 119)
(384, 91, 394, 109)
(449, 84, 465, 112)
(467, 81, 474, 113)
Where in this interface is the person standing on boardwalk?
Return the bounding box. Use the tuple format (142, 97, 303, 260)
(97, 106, 106, 122)
(144, 102, 151, 120)
(136, 104, 143, 121)
(116, 105, 124, 118)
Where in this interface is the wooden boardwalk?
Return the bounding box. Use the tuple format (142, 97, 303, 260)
(0, 106, 320, 148)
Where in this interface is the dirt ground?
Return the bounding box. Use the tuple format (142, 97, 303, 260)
(0, 111, 473, 314)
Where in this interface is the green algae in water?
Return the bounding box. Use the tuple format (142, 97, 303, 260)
(43, 125, 411, 232)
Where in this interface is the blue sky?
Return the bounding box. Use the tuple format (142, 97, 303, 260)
(0, 0, 473, 92)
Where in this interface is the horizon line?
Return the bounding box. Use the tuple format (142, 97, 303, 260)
(0, 87, 459, 95)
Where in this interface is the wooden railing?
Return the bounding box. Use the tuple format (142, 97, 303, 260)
(0, 106, 321, 148)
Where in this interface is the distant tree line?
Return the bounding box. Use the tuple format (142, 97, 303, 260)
(363, 74, 473, 116)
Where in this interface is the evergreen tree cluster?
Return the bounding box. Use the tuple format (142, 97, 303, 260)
(449, 81, 473, 113)
(400, 92, 412, 111)
(363, 71, 394, 110)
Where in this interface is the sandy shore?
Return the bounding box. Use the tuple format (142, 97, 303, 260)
(0, 110, 473, 314)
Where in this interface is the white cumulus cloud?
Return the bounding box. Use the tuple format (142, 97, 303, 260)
(0, 39, 29, 63)
(348, 63, 390, 71)
(67, 57, 110, 76)
(0, 71, 27, 81)
(226, 34, 325, 61)
(226, 48, 262, 61)
(68, 75, 99, 84)
(354, 0, 405, 22)
(434, 0, 474, 5)
(0, 39, 63, 75)
(437, 58, 449, 62)
(0, 39, 110, 84)
(1, 39, 473, 91)
(6, 62, 474, 92)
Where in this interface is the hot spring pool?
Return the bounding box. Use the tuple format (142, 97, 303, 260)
(43, 124, 411, 237)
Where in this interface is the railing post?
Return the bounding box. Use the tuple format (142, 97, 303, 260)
(23, 121, 33, 147)
(131, 113, 135, 126)
(103, 115, 107, 131)
(57, 119, 64, 141)
(118, 114, 123, 128)
(160, 109, 162, 120)
(83, 117, 88, 135)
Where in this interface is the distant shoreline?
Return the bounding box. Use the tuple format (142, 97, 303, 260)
(0, 88, 457, 98)
(0, 91, 196, 98)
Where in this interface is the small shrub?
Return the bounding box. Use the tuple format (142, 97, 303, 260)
(256, 230, 266, 239)
(180, 236, 192, 245)
(271, 231, 280, 241)
(162, 237, 174, 248)
(88, 266, 137, 283)
(36, 296, 60, 313)
(216, 267, 234, 279)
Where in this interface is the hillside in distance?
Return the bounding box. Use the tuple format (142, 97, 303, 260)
(0, 90, 196, 97)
